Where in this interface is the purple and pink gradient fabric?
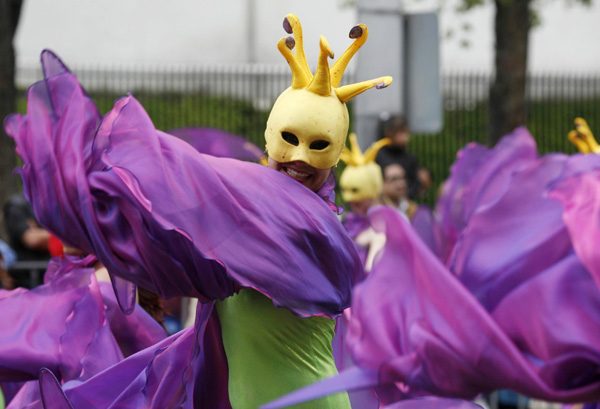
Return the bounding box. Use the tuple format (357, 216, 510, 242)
(263, 128, 600, 408)
(4, 50, 362, 408)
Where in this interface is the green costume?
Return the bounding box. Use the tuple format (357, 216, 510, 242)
(216, 289, 351, 409)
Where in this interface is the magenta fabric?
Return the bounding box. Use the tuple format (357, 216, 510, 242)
(166, 127, 265, 162)
(549, 157, 600, 289)
(410, 205, 442, 259)
(435, 127, 537, 263)
(263, 130, 600, 409)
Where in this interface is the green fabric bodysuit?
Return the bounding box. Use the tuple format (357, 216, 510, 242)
(215, 288, 351, 409)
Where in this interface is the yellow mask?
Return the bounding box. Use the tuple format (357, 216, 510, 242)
(568, 117, 600, 154)
(265, 14, 393, 170)
(339, 133, 391, 202)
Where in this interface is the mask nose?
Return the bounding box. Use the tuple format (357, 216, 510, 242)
(287, 145, 311, 165)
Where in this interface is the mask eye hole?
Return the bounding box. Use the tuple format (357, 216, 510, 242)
(351, 188, 359, 193)
(281, 131, 299, 146)
(310, 140, 330, 150)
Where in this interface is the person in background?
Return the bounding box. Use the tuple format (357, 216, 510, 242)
(339, 132, 390, 270)
(2, 193, 55, 288)
(381, 163, 418, 221)
(375, 113, 432, 200)
(0, 240, 17, 289)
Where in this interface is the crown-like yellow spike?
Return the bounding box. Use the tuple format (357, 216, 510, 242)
(277, 37, 310, 89)
(364, 137, 392, 163)
(307, 36, 334, 96)
(283, 14, 312, 81)
(568, 117, 600, 154)
(568, 130, 591, 154)
(339, 134, 391, 167)
(331, 24, 368, 88)
(335, 76, 393, 104)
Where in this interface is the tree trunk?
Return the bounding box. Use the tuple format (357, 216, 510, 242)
(0, 0, 23, 239)
(488, 0, 531, 146)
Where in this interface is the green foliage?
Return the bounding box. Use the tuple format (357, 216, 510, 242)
(411, 96, 599, 207)
(88, 91, 271, 149)
(15, 87, 600, 210)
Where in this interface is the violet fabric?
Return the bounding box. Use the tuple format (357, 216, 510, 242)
(36, 302, 231, 409)
(5, 50, 361, 408)
(381, 397, 483, 409)
(410, 205, 442, 259)
(166, 127, 265, 162)
(342, 212, 371, 266)
(5, 50, 361, 318)
(435, 127, 537, 263)
(0, 255, 165, 408)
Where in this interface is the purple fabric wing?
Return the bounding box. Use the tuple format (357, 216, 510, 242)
(37, 302, 231, 409)
(548, 155, 600, 289)
(349, 206, 600, 404)
(410, 205, 442, 259)
(342, 212, 371, 266)
(0, 257, 120, 383)
(381, 397, 484, 409)
(435, 127, 537, 262)
(166, 127, 265, 162)
(263, 204, 600, 408)
(0, 255, 166, 408)
(448, 154, 571, 309)
(5, 50, 362, 318)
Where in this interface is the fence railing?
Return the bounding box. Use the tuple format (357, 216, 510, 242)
(16, 64, 600, 207)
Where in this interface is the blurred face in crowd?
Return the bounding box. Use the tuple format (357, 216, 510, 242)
(382, 164, 408, 203)
(386, 126, 410, 148)
(267, 158, 331, 193)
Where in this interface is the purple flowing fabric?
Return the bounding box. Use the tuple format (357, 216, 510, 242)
(435, 128, 537, 263)
(5, 50, 361, 409)
(549, 157, 600, 289)
(35, 302, 230, 409)
(381, 397, 483, 409)
(263, 130, 600, 409)
(166, 127, 265, 162)
(410, 205, 442, 259)
(0, 255, 165, 408)
(342, 212, 371, 266)
(5, 50, 361, 318)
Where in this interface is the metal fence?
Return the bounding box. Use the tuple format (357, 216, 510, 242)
(16, 64, 600, 206)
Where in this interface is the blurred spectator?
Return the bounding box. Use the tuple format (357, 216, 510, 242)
(3, 193, 52, 288)
(381, 163, 418, 221)
(0, 239, 17, 289)
(375, 113, 432, 199)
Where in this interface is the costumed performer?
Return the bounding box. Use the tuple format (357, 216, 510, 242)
(338, 132, 390, 270)
(4, 13, 392, 409)
(335, 133, 391, 408)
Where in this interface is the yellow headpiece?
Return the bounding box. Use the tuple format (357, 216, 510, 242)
(568, 117, 600, 154)
(265, 14, 393, 170)
(339, 133, 391, 202)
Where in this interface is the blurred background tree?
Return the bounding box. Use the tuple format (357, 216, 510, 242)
(0, 0, 23, 238)
(457, 0, 593, 145)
